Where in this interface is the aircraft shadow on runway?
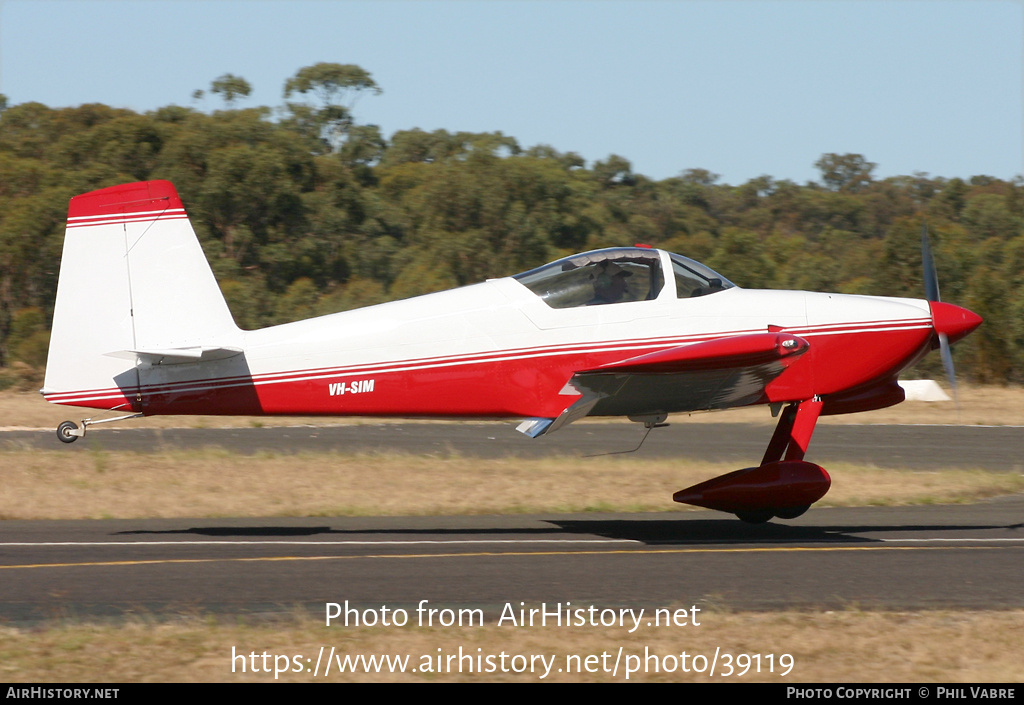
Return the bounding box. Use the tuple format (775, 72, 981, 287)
(111, 517, 1023, 544)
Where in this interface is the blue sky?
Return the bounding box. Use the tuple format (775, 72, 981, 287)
(1, 0, 1021, 185)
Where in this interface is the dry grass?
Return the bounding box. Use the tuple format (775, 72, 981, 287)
(4, 390, 1024, 684)
(1, 448, 1021, 520)
(4, 383, 1024, 432)
(1, 610, 1022, 682)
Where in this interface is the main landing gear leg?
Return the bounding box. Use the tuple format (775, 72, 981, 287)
(673, 397, 830, 523)
(56, 413, 144, 444)
(761, 403, 798, 465)
(746, 397, 826, 520)
(761, 397, 824, 465)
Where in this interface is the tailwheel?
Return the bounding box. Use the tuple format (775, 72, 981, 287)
(773, 505, 810, 520)
(54, 412, 143, 444)
(56, 420, 81, 444)
(735, 510, 774, 524)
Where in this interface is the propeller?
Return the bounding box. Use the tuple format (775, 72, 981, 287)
(921, 222, 980, 418)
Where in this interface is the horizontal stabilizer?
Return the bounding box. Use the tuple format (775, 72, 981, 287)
(105, 346, 244, 366)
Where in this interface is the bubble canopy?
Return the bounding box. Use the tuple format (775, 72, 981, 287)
(512, 247, 735, 309)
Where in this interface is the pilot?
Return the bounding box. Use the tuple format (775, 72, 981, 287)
(588, 261, 632, 305)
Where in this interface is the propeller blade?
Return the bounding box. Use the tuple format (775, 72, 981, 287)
(921, 222, 940, 302)
(938, 332, 960, 418)
(923, 224, 960, 418)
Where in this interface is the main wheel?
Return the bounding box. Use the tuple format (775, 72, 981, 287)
(773, 505, 810, 520)
(56, 420, 79, 444)
(735, 510, 773, 524)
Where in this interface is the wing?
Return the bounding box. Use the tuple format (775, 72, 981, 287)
(517, 332, 809, 437)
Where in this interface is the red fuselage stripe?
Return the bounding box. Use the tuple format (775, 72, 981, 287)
(44, 322, 934, 415)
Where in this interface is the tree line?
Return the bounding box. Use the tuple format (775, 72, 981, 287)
(1, 63, 1022, 388)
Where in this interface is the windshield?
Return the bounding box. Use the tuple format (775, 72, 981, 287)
(669, 253, 735, 298)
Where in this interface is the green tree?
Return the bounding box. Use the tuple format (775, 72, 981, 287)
(210, 74, 252, 108)
(593, 155, 635, 188)
(814, 153, 876, 192)
(283, 63, 381, 153)
(962, 193, 1020, 242)
(6, 307, 49, 367)
(0, 91, 1018, 382)
(680, 168, 720, 186)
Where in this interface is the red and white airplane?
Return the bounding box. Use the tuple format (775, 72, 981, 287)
(43, 180, 982, 522)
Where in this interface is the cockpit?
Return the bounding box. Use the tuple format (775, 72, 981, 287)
(513, 247, 735, 309)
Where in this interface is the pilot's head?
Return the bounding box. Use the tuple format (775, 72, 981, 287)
(593, 262, 631, 302)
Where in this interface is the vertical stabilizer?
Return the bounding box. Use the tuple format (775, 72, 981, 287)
(43, 180, 242, 409)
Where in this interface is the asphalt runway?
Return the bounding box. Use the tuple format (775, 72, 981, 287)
(5, 421, 1024, 470)
(2, 500, 1024, 623)
(2, 422, 1023, 623)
